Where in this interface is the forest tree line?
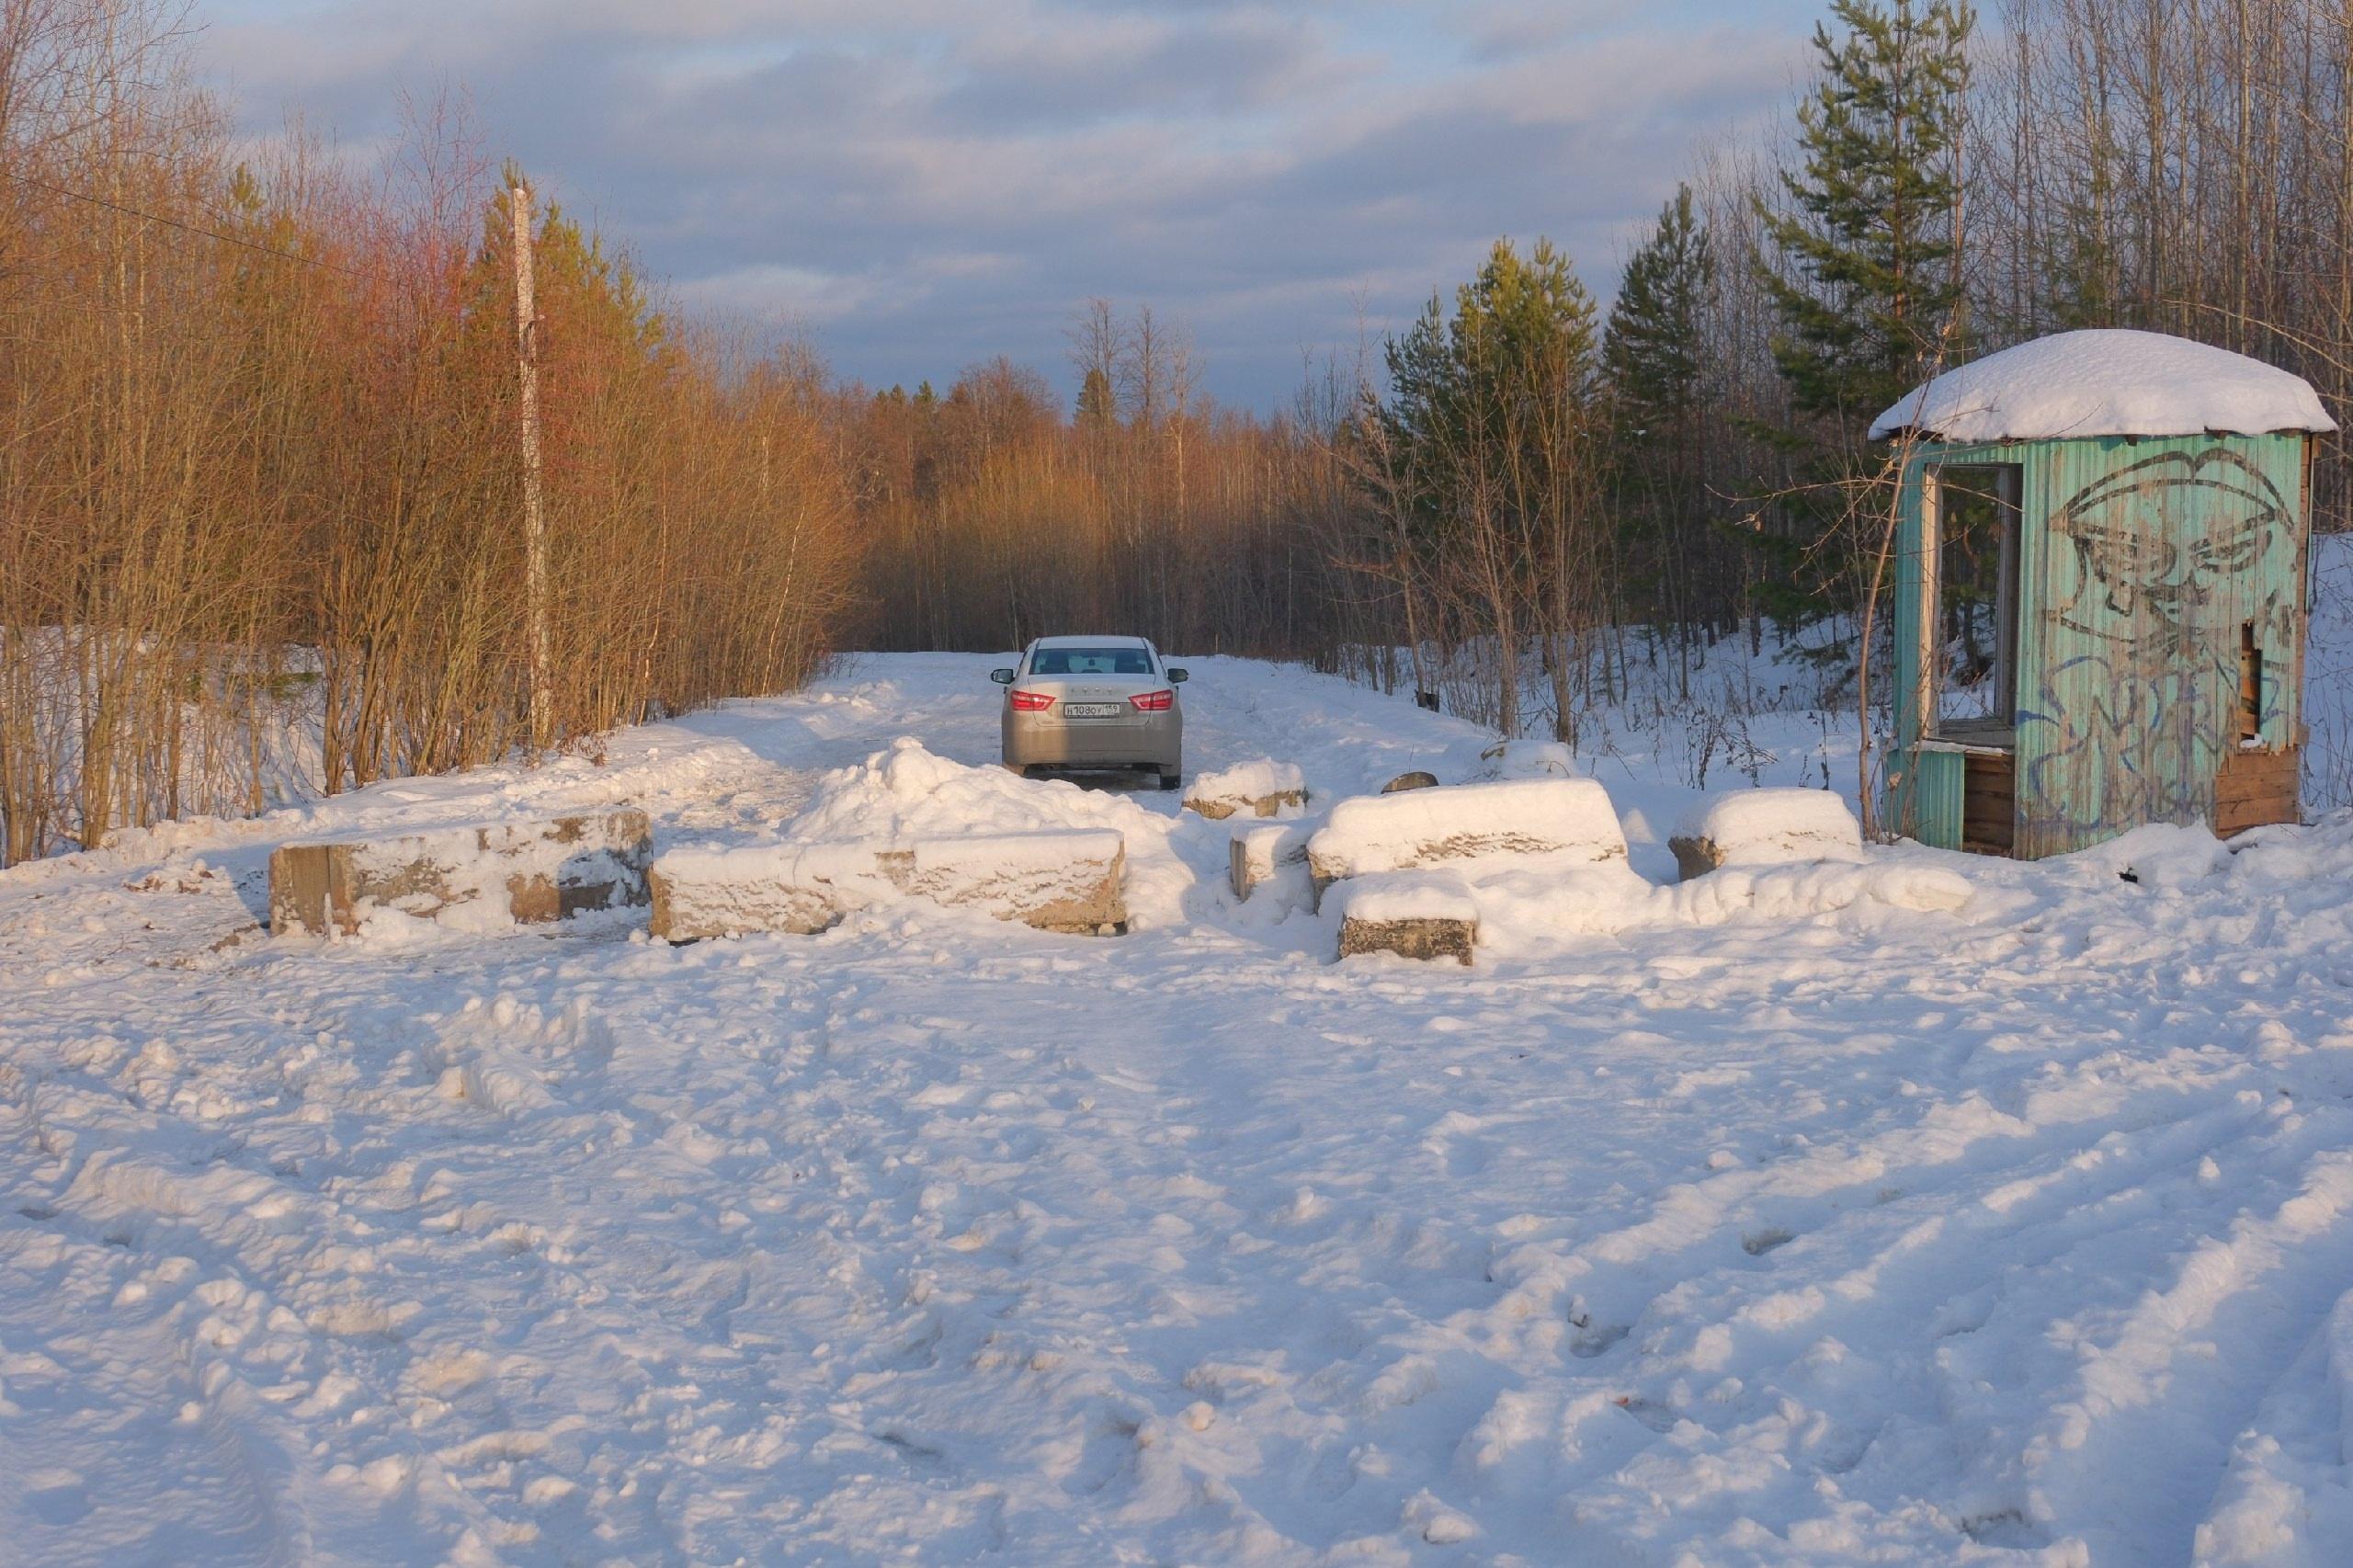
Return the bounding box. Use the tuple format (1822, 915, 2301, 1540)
(856, 0, 2353, 742)
(7, 0, 2352, 860)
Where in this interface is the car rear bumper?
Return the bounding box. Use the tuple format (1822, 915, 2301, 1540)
(1004, 710, 1181, 769)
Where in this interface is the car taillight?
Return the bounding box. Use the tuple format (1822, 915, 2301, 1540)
(1009, 690, 1055, 711)
(1130, 689, 1174, 711)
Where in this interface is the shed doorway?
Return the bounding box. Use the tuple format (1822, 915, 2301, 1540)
(1923, 463, 2022, 742)
(1921, 463, 2022, 853)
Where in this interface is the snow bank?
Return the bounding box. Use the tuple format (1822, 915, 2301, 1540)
(1307, 778, 1626, 891)
(1870, 329, 2336, 442)
(1670, 788, 1866, 880)
(1183, 758, 1308, 820)
(1457, 858, 1974, 958)
(652, 830, 1128, 939)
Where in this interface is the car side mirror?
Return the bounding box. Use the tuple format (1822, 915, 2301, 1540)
(990, 667, 1016, 685)
(1166, 667, 1188, 684)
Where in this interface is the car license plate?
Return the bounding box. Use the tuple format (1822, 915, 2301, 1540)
(1063, 702, 1123, 718)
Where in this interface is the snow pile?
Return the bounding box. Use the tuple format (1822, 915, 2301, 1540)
(1472, 738, 1576, 779)
(1671, 787, 1866, 879)
(2066, 821, 2238, 889)
(1307, 778, 1626, 886)
(1431, 858, 1972, 959)
(779, 736, 1188, 925)
(1870, 328, 2336, 442)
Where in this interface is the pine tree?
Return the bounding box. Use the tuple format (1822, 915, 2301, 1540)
(1605, 184, 1711, 449)
(1604, 186, 1715, 675)
(1370, 238, 1601, 736)
(1760, 0, 1974, 430)
(1075, 365, 1116, 428)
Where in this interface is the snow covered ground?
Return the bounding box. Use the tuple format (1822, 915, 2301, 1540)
(8, 653, 2353, 1565)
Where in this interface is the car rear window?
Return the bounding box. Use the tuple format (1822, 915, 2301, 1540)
(1030, 647, 1154, 676)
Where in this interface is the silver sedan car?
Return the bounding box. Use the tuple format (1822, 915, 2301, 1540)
(993, 635, 1187, 788)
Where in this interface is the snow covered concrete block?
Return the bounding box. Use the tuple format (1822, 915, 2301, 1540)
(1668, 789, 1866, 881)
(1307, 778, 1625, 900)
(1184, 759, 1308, 821)
(649, 830, 1128, 941)
(648, 848, 847, 940)
(874, 832, 1127, 933)
(268, 808, 653, 936)
(1334, 875, 1477, 966)
(1229, 819, 1314, 901)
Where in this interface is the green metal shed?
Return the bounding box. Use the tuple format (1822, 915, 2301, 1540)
(1876, 330, 2335, 858)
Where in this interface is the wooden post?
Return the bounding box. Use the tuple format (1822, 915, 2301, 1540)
(511, 180, 552, 754)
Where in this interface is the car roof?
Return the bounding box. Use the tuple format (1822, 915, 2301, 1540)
(1031, 634, 1151, 649)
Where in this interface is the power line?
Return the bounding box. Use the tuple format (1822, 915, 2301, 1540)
(0, 167, 378, 282)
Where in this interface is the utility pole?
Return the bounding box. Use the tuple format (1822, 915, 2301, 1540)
(511, 178, 552, 753)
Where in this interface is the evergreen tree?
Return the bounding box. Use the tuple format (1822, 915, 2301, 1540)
(1075, 365, 1117, 428)
(1604, 186, 1716, 670)
(1370, 238, 1602, 736)
(1605, 184, 1711, 449)
(1760, 0, 1974, 430)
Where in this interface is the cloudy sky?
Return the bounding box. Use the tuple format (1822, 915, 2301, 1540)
(197, 0, 1821, 410)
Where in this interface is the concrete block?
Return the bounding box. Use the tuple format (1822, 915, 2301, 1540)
(1229, 820, 1314, 901)
(1184, 760, 1309, 821)
(1332, 872, 1479, 966)
(649, 830, 1128, 941)
(1306, 778, 1625, 903)
(268, 808, 652, 936)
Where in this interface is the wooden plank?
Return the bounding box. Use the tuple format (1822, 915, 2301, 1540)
(2212, 744, 2300, 835)
(1960, 748, 2016, 855)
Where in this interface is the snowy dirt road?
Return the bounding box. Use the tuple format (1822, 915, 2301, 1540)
(8, 655, 2353, 1565)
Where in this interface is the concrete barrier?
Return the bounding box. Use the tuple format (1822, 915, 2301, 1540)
(650, 830, 1128, 941)
(1184, 760, 1308, 821)
(269, 808, 653, 936)
(1306, 778, 1625, 903)
(1229, 820, 1314, 901)
(1333, 875, 1478, 966)
(1668, 790, 1865, 881)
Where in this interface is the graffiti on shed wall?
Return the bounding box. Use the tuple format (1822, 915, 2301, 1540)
(2047, 449, 2287, 641)
(2019, 446, 2294, 842)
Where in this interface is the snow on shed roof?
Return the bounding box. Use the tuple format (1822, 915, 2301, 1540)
(1870, 329, 2336, 443)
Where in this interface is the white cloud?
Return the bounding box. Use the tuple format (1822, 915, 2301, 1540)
(195, 0, 1819, 405)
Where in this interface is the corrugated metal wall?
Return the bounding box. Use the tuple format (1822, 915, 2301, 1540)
(1893, 432, 2308, 858)
(2013, 434, 2304, 858)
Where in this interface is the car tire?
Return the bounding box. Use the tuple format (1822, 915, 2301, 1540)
(1157, 771, 1181, 791)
